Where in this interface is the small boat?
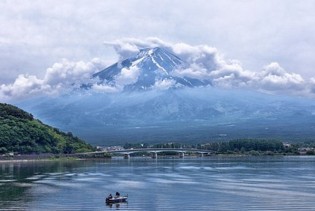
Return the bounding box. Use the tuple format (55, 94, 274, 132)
(105, 195, 128, 204)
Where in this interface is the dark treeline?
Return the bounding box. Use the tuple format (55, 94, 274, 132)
(203, 139, 285, 153)
(123, 139, 308, 155)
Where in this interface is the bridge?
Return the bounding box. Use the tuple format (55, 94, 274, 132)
(79, 148, 212, 159)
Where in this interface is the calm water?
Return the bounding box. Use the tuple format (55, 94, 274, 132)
(1, 156, 315, 210)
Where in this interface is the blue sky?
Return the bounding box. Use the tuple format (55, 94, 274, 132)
(1, 0, 315, 99)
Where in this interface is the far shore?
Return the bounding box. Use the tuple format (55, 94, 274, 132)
(0, 153, 111, 163)
(1, 153, 313, 163)
(0, 157, 113, 163)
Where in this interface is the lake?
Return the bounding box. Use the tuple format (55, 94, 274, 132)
(1, 156, 315, 210)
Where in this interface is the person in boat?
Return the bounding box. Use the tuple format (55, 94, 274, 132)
(108, 194, 113, 199)
(115, 192, 120, 197)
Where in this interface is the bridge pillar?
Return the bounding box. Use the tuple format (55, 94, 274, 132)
(179, 152, 185, 158)
(124, 154, 130, 159)
(151, 152, 158, 159)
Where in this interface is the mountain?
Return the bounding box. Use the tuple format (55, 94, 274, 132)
(12, 47, 315, 146)
(93, 47, 208, 90)
(0, 103, 94, 154)
(16, 88, 315, 146)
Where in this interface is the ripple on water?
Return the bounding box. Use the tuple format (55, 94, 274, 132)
(106, 180, 145, 189)
(0, 179, 16, 183)
(26, 174, 46, 181)
(2, 158, 315, 210)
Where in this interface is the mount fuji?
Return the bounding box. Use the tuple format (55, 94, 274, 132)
(14, 47, 315, 146)
(92, 47, 208, 91)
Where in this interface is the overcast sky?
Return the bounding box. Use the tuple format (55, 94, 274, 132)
(1, 0, 315, 98)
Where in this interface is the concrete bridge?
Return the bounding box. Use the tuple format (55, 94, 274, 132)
(80, 148, 212, 159)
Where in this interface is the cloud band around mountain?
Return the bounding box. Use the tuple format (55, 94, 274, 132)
(1, 37, 314, 100)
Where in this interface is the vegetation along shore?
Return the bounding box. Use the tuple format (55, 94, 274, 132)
(1, 102, 315, 161)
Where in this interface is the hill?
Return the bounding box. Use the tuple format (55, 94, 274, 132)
(0, 103, 94, 154)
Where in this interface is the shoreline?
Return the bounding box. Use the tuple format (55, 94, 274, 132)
(0, 153, 313, 163)
(0, 153, 111, 163)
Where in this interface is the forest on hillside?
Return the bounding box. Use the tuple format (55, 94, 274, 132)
(0, 103, 94, 154)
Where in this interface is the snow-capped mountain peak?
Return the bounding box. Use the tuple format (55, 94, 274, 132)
(135, 47, 183, 73)
(93, 47, 206, 91)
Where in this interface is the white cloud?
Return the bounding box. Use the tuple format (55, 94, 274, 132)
(44, 60, 92, 86)
(1, 37, 315, 100)
(91, 84, 119, 93)
(105, 38, 315, 97)
(173, 65, 209, 81)
(0, 58, 107, 100)
(257, 62, 305, 91)
(115, 66, 141, 88)
(0, 74, 46, 99)
(154, 79, 178, 90)
(1, 0, 315, 87)
(105, 37, 172, 60)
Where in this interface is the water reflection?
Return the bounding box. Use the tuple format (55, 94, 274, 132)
(0, 160, 89, 210)
(0, 157, 315, 210)
(106, 202, 128, 209)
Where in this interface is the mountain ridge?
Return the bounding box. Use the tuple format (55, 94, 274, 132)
(93, 47, 207, 91)
(16, 88, 315, 146)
